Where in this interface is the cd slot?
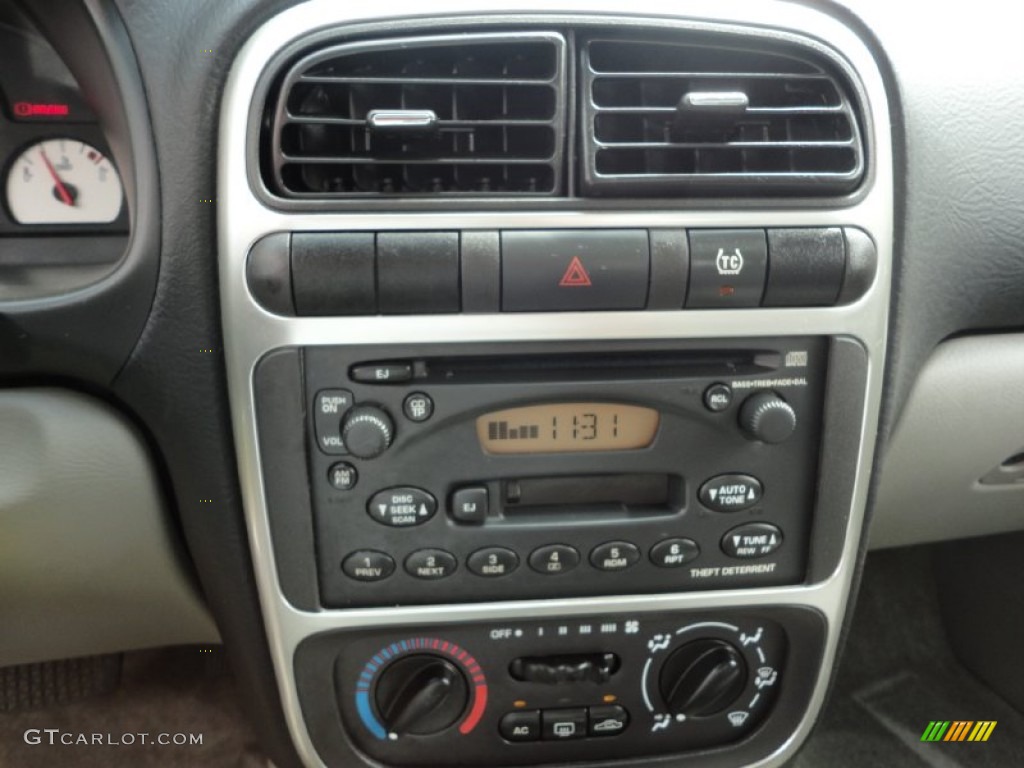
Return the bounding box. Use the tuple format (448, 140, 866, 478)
(422, 349, 780, 384)
(500, 473, 682, 520)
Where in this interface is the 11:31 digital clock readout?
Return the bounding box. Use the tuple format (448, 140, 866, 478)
(476, 403, 660, 454)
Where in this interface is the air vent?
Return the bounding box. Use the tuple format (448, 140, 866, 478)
(267, 33, 566, 197)
(581, 36, 865, 196)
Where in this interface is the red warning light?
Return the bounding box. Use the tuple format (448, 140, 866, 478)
(559, 256, 592, 287)
(12, 101, 70, 118)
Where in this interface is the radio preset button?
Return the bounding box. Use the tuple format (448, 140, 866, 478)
(499, 710, 541, 742)
(404, 549, 457, 579)
(367, 487, 437, 527)
(341, 550, 395, 582)
(403, 392, 434, 422)
(467, 547, 518, 577)
(528, 544, 580, 575)
(589, 541, 640, 571)
(650, 538, 700, 567)
(703, 383, 733, 412)
(450, 486, 488, 524)
(699, 474, 763, 512)
(328, 462, 358, 491)
(721, 523, 783, 558)
(313, 388, 353, 454)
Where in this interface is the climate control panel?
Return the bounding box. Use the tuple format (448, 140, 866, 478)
(294, 607, 826, 767)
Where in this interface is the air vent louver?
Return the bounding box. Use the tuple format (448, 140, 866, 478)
(268, 33, 566, 197)
(581, 37, 865, 196)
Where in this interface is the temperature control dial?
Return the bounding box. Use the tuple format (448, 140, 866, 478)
(374, 655, 469, 736)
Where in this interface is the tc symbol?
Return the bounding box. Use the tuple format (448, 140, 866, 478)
(715, 248, 744, 276)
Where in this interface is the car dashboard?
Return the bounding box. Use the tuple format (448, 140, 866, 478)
(0, 1, 1022, 767)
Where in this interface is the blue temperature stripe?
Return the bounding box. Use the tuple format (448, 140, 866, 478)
(355, 691, 386, 740)
(401, 640, 409, 651)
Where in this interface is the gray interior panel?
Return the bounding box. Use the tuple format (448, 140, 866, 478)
(870, 334, 1024, 549)
(0, 389, 218, 666)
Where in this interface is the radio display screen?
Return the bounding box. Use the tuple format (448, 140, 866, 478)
(476, 403, 659, 454)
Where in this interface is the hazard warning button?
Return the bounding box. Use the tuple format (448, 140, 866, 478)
(501, 230, 649, 311)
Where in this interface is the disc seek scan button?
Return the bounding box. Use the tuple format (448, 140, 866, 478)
(501, 230, 650, 312)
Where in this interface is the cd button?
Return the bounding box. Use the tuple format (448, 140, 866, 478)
(589, 541, 640, 571)
(528, 544, 580, 575)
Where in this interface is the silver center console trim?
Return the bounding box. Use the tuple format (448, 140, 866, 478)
(218, 2, 893, 766)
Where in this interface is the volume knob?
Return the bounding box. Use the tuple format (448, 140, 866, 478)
(739, 392, 796, 444)
(342, 405, 394, 459)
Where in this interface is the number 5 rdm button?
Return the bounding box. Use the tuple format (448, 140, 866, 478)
(528, 544, 580, 575)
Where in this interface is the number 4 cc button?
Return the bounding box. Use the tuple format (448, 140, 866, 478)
(686, 229, 767, 308)
(528, 544, 580, 575)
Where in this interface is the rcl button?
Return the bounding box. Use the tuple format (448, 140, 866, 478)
(699, 474, 763, 512)
(367, 487, 436, 527)
(721, 523, 783, 559)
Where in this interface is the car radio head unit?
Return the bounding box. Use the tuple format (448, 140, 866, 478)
(286, 336, 827, 608)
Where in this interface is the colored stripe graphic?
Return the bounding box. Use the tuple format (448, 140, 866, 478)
(921, 720, 997, 742)
(921, 721, 949, 741)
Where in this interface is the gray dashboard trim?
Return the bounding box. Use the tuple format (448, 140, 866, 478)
(0, 389, 219, 666)
(218, 2, 893, 766)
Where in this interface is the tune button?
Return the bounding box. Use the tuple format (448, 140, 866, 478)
(404, 549, 457, 579)
(589, 541, 640, 571)
(467, 547, 519, 578)
(721, 523, 783, 558)
(341, 550, 395, 582)
(528, 544, 580, 575)
(650, 538, 700, 568)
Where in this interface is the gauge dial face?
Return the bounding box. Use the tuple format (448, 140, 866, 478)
(4, 138, 124, 224)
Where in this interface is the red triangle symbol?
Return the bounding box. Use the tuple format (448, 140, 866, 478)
(559, 256, 592, 287)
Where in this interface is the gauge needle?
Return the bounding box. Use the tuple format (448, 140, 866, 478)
(39, 149, 75, 207)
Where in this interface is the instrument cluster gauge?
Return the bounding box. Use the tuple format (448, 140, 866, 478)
(4, 138, 124, 224)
